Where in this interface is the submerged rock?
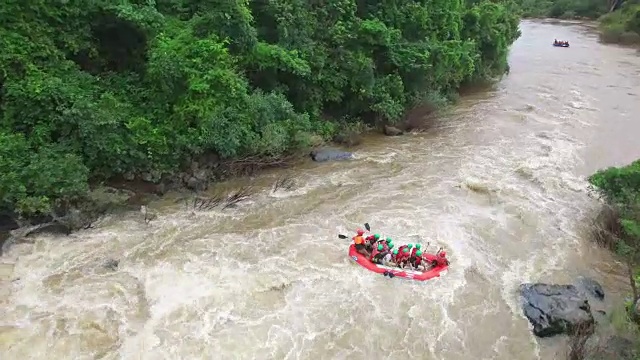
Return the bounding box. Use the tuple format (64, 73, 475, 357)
(520, 283, 594, 337)
(103, 258, 120, 271)
(383, 125, 404, 136)
(309, 148, 353, 162)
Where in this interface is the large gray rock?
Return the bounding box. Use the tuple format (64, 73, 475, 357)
(520, 283, 594, 337)
(576, 276, 605, 301)
(309, 148, 353, 162)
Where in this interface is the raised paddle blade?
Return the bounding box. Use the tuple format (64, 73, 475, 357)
(364, 223, 371, 231)
(338, 234, 348, 239)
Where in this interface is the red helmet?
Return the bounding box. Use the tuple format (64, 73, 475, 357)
(356, 229, 364, 235)
(439, 251, 447, 257)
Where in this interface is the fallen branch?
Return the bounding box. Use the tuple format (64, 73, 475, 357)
(193, 195, 222, 211)
(272, 176, 296, 192)
(222, 186, 252, 210)
(182, 186, 253, 212)
(223, 154, 299, 177)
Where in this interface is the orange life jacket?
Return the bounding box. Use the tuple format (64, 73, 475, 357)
(353, 235, 365, 245)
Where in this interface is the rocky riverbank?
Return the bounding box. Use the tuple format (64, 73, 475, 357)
(0, 124, 407, 256)
(519, 276, 638, 359)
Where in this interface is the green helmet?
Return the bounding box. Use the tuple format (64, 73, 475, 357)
(393, 249, 399, 255)
(415, 244, 422, 250)
(388, 243, 394, 249)
(416, 250, 423, 256)
(403, 247, 409, 253)
(386, 237, 392, 242)
(377, 244, 383, 251)
(407, 244, 413, 249)
(374, 234, 380, 240)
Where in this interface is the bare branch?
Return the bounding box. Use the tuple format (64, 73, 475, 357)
(222, 186, 252, 210)
(273, 176, 296, 192)
(566, 321, 594, 360)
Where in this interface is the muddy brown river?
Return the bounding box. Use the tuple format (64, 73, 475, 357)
(2, 20, 640, 360)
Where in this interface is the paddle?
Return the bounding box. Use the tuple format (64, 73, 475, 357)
(338, 223, 370, 240)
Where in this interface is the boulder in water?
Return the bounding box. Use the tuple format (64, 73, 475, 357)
(520, 283, 594, 337)
(310, 148, 353, 162)
(576, 276, 605, 301)
(103, 258, 120, 271)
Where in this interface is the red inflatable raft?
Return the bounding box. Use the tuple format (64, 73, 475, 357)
(348, 244, 448, 281)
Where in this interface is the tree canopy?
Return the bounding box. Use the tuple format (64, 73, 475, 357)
(0, 0, 520, 218)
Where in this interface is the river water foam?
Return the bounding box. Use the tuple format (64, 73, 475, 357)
(2, 20, 640, 360)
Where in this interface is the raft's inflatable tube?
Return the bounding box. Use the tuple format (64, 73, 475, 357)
(348, 244, 448, 281)
(553, 43, 569, 47)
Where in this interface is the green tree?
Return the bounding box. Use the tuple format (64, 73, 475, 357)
(0, 0, 521, 220)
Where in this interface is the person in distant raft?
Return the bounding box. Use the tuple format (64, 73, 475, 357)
(396, 243, 410, 254)
(397, 247, 411, 268)
(375, 236, 389, 250)
(411, 243, 422, 257)
(390, 248, 399, 263)
(353, 229, 370, 257)
(427, 249, 449, 269)
(365, 233, 380, 252)
(436, 250, 449, 267)
(373, 242, 395, 266)
(410, 250, 426, 271)
(395, 243, 408, 261)
(366, 233, 379, 243)
(370, 243, 383, 263)
(386, 242, 394, 253)
(382, 237, 393, 252)
(381, 249, 396, 266)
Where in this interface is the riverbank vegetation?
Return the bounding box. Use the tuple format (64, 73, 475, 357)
(585, 159, 640, 358)
(589, 159, 640, 304)
(515, 0, 609, 19)
(0, 0, 521, 223)
(599, 1, 640, 44)
(514, 0, 640, 44)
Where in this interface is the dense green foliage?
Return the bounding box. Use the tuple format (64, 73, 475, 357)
(515, 0, 609, 19)
(0, 0, 520, 218)
(589, 160, 640, 301)
(599, 1, 640, 43)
